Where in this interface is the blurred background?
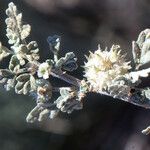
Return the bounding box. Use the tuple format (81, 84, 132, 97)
(0, 0, 150, 149)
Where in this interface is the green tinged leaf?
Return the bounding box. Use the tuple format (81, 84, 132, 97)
(38, 109, 50, 122)
(15, 74, 36, 95)
(0, 69, 14, 78)
(55, 52, 78, 71)
(136, 31, 146, 49)
(49, 110, 59, 119)
(5, 78, 16, 91)
(9, 55, 20, 72)
(142, 88, 150, 100)
(23, 80, 30, 95)
(132, 41, 141, 64)
(0, 42, 11, 61)
(132, 29, 150, 68)
(21, 24, 31, 40)
(15, 81, 24, 94)
(30, 75, 36, 91)
(47, 35, 61, 54)
(60, 88, 70, 97)
(0, 69, 16, 90)
(26, 106, 57, 122)
(26, 106, 43, 123)
(6, 2, 31, 45)
(16, 73, 30, 82)
(0, 44, 11, 54)
(54, 87, 83, 113)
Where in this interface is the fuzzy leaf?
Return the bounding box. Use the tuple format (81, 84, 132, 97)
(30, 75, 36, 91)
(133, 29, 150, 68)
(140, 39, 150, 64)
(60, 88, 70, 97)
(0, 43, 11, 53)
(21, 24, 31, 40)
(142, 88, 150, 100)
(15, 74, 36, 95)
(62, 57, 78, 71)
(23, 80, 30, 95)
(38, 109, 50, 122)
(55, 87, 82, 113)
(55, 52, 77, 71)
(16, 73, 30, 82)
(49, 110, 59, 119)
(15, 81, 24, 94)
(61, 100, 83, 114)
(4, 78, 15, 91)
(27, 41, 38, 50)
(0, 43, 11, 61)
(142, 126, 150, 135)
(136, 31, 146, 49)
(9, 55, 20, 72)
(0, 69, 14, 78)
(55, 95, 82, 114)
(132, 41, 141, 64)
(26, 106, 56, 122)
(26, 106, 43, 123)
(5, 2, 31, 45)
(47, 35, 61, 54)
(129, 68, 150, 83)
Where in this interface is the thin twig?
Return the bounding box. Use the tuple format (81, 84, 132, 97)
(51, 70, 81, 87)
(52, 87, 72, 92)
(90, 88, 150, 109)
(51, 69, 150, 109)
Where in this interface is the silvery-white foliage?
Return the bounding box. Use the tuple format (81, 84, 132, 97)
(0, 42, 11, 61)
(55, 52, 78, 71)
(132, 29, 150, 68)
(1, 2, 150, 135)
(47, 35, 61, 54)
(55, 88, 83, 114)
(5, 2, 31, 44)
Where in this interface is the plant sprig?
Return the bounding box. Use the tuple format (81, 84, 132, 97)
(1, 2, 150, 135)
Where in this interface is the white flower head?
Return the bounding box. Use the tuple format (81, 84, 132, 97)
(84, 45, 131, 92)
(37, 62, 51, 79)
